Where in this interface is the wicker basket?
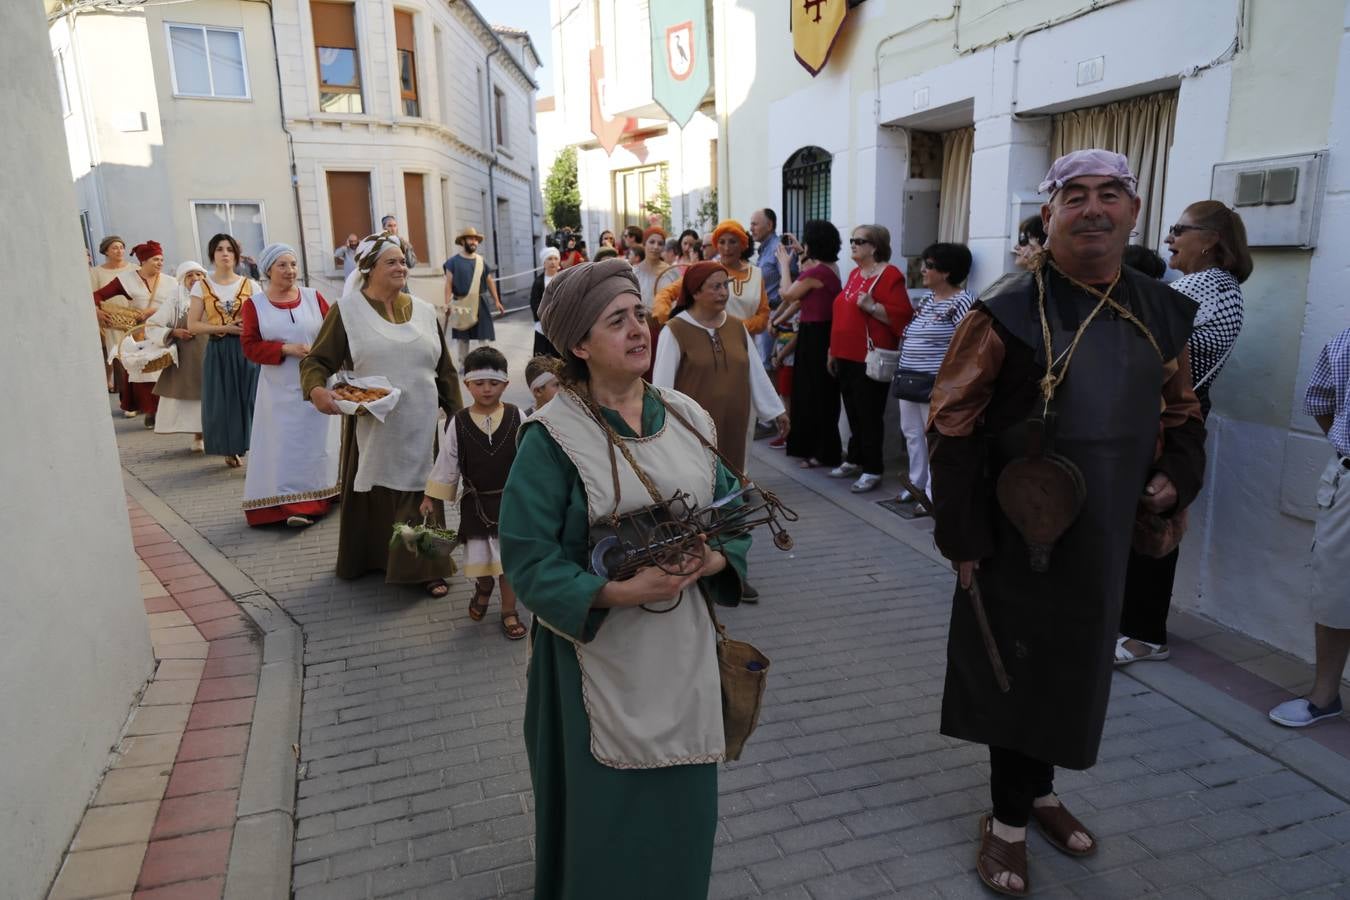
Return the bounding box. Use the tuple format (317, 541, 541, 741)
(140, 351, 175, 373)
(102, 305, 142, 332)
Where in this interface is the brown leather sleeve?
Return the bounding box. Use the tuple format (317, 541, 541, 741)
(1155, 346, 1207, 512)
(928, 307, 1006, 437)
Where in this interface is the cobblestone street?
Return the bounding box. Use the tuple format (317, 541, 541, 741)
(107, 317, 1350, 899)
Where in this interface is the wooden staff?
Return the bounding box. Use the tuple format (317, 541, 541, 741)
(900, 477, 1012, 694)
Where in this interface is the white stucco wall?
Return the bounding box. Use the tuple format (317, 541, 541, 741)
(717, 0, 1350, 661)
(2, 4, 154, 897)
(54, 1, 300, 268)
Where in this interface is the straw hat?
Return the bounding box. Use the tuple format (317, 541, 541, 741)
(455, 227, 486, 247)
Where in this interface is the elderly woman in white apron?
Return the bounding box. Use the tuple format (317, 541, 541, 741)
(301, 233, 462, 595)
(499, 259, 752, 900)
(145, 261, 208, 450)
(240, 244, 341, 527)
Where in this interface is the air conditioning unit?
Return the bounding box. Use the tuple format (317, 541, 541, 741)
(1211, 152, 1326, 249)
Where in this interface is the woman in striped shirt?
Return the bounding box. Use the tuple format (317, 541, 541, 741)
(895, 243, 974, 506)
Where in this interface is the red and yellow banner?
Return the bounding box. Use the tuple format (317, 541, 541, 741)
(791, 0, 848, 77)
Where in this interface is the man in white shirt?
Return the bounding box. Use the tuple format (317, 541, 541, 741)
(333, 233, 359, 277)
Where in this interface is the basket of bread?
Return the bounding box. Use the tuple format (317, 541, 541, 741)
(327, 373, 401, 421)
(118, 336, 177, 382)
(102, 304, 143, 334)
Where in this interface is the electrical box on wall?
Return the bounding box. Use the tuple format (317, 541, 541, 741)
(1211, 152, 1326, 248)
(899, 180, 940, 257)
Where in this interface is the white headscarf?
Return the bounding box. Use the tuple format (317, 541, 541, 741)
(174, 261, 207, 313)
(341, 233, 406, 302)
(257, 243, 297, 281)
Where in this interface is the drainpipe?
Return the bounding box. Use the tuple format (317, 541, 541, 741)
(485, 44, 502, 274)
(247, 0, 312, 283)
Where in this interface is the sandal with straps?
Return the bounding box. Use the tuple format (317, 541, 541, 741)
(976, 814, 1029, 897)
(1032, 802, 1096, 857)
(468, 578, 492, 621)
(501, 612, 527, 641)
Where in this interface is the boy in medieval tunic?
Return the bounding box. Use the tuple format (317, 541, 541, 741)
(928, 150, 1207, 896)
(422, 347, 526, 640)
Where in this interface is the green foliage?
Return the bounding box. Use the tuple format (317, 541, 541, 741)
(694, 187, 719, 231)
(544, 146, 581, 231)
(642, 169, 672, 232)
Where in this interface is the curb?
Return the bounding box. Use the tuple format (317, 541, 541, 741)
(748, 440, 1350, 804)
(122, 470, 300, 900)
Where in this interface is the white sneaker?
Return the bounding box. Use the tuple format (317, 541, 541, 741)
(1269, 697, 1343, 728)
(286, 515, 315, 528)
(828, 462, 861, 479)
(850, 473, 882, 493)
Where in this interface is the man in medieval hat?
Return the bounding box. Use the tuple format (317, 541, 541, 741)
(443, 226, 504, 366)
(926, 149, 1207, 896)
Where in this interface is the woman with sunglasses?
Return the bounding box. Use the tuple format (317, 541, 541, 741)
(894, 243, 974, 507)
(827, 225, 913, 493)
(1012, 215, 1047, 271)
(1116, 202, 1252, 667)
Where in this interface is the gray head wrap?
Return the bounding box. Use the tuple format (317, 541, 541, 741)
(257, 243, 297, 280)
(538, 258, 641, 359)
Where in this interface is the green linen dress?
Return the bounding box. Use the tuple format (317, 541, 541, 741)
(500, 390, 749, 900)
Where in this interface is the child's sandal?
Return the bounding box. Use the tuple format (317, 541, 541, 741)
(501, 612, 527, 641)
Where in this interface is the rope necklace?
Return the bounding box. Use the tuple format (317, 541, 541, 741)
(1034, 258, 1162, 416)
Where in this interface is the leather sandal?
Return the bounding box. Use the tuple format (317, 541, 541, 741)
(468, 578, 492, 621)
(976, 814, 1029, 897)
(1032, 802, 1096, 857)
(501, 612, 527, 641)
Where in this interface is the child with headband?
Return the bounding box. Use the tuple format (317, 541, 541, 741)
(421, 346, 526, 639)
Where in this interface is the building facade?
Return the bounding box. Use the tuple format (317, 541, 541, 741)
(271, 0, 542, 299)
(549, 0, 719, 246)
(50, 0, 301, 268)
(51, 0, 541, 302)
(13, 5, 154, 896)
(716, 0, 1350, 662)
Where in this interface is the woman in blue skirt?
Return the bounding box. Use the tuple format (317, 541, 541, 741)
(189, 233, 261, 467)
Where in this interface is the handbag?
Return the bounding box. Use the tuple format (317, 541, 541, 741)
(891, 368, 936, 402)
(856, 270, 898, 383)
(582, 390, 773, 761)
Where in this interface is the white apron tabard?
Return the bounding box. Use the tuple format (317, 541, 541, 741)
(106, 271, 178, 365)
(337, 292, 442, 492)
(243, 288, 341, 510)
(526, 386, 726, 769)
(726, 265, 762, 324)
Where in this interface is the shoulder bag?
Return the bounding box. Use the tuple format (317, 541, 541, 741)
(859, 269, 899, 383)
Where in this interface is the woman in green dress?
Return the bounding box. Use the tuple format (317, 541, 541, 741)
(500, 258, 751, 899)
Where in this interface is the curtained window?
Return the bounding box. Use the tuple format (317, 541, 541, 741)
(1051, 90, 1178, 246)
(938, 126, 974, 243)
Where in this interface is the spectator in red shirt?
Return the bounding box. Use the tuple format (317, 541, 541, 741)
(827, 224, 912, 493)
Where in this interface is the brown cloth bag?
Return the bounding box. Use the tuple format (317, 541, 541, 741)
(706, 599, 770, 761)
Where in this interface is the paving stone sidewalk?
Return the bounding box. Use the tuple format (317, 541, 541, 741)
(112, 319, 1350, 899)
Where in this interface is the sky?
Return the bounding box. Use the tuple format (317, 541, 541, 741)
(477, 0, 553, 95)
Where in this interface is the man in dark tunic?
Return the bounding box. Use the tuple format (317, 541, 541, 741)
(928, 149, 1207, 896)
